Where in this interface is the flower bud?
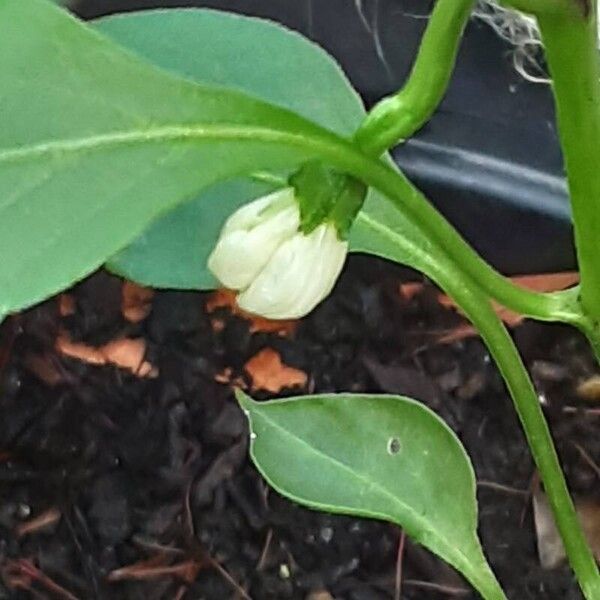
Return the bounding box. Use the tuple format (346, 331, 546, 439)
(238, 223, 347, 319)
(208, 188, 348, 319)
(207, 188, 300, 291)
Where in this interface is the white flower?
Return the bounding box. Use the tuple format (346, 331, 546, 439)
(208, 187, 348, 319)
(207, 188, 300, 291)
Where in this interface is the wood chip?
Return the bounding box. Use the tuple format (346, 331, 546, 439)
(58, 294, 76, 317)
(403, 272, 579, 344)
(306, 592, 334, 600)
(244, 348, 307, 393)
(207, 289, 297, 336)
(122, 281, 154, 323)
(56, 332, 157, 378)
(15, 508, 61, 538)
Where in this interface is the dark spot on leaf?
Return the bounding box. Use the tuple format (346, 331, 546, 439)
(387, 437, 401, 455)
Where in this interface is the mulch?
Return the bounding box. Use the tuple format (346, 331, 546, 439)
(0, 255, 598, 599)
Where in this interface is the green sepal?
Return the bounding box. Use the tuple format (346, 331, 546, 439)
(290, 161, 366, 238)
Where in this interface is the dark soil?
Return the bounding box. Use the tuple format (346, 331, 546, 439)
(0, 257, 598, 600)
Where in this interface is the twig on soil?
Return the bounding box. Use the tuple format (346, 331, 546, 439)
(477, 480, 529, 497)
(573, 442, 600, 480)
(256, 528, 273, 572)
(563, 406, 600, 416)
(107, 557, 202, 583)
(61, 505, 102, 598)
(182, 483, 252, 600)
(394, 530, 406, 600)
(173, 585, 188, 600)
(132, 536, 186, 557)
(15, 507, 61, 538)
(2, 558, 81, 600)
(520, 472, 540, 528)
(403, 578, 470, 595)
(205, 555, 252, 600)
(183, 480, 195, 538)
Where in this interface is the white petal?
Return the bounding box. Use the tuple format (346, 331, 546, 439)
(207, 188, 300, 290)
(221, 187, 295, 234)
(238, 224, 348, 319)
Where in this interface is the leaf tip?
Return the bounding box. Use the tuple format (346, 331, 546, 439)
(234, 387, 254, 413)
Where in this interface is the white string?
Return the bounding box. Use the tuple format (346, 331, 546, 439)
(474, 0, 599, 83)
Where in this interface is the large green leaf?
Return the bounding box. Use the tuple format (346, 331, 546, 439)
(238, 391, 506, 600)
(95, 9, 455, 292)
(0, 0, 379, 314)
(95, 9, 366, 288)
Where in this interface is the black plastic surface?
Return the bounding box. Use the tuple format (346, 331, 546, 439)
(75, 0, 575, 273)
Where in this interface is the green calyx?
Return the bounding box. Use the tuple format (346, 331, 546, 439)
(289, 161, 366, 239)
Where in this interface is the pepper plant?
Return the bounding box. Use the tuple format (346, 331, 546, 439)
(0, 0, 599, 597)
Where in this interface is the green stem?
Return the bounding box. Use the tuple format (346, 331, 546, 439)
(344, 0, 600, 593)
(354, 0, 474, 155)
(229, 85, 600, 596)
(445, 282, 600, 600)
(293, 121, 586, 329)
(349, 0, 587, 328)
(363, 199, 600, 596)
(537, 8, 600, 320)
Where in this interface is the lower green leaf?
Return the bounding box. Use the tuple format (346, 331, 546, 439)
(237, 391, 506, 600)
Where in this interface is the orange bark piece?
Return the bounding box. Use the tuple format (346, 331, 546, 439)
(56, 332, 158, 378)
(399, 282, 424, 302)
(207, 289, 297, 336)
(107, 557, 202, 584)
(244, 348, 307, 393)
(15, 508, 61, 538)
(214, 368, 247, 389)
(102, 338, 157, 378)
(401, 272, 580, 343)
(122, 281, 154, 323)
(58, 294, 76, 317)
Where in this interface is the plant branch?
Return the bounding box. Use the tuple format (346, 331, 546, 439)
(430, 267, 600, 600)
(349, 0, 589, 329)
(536, 8, 600, 320)
(353, 0, 475, 155)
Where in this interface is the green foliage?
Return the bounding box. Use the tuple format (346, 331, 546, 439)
(0, 4, 503, 593)
(2, 0, 598, 595)
(238, 391, 506, 600)
(0, 0, 366, 314)
(96, 10, 444, 290)
(95, 9, 365, 287)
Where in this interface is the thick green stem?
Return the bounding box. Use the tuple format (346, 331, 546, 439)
(288, 134, 600, 596)
(354, 0, 474, 155)
(344, 0, 600, 593)
(536, 8, 600, 320)
(247, 75, 599, 595)
(435, 271, 600, 600)
(349, 0, 589, 328)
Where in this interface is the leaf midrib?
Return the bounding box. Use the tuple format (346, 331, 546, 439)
(0, 124, 322, 165)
